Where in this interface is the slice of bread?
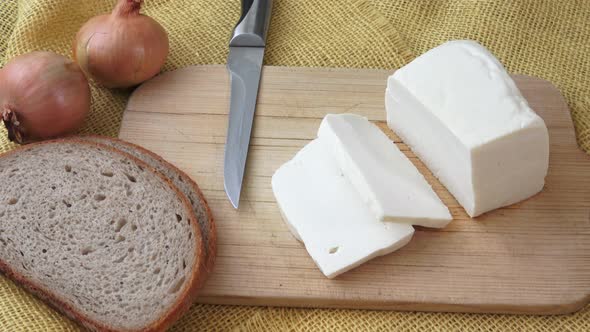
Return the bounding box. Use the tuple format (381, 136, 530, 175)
(77, 136, 216, 286)
(0, 140, 204, 332)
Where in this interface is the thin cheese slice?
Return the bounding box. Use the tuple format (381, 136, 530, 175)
(317, 114, 452, 228)
(272, 139, 414, 279)
(386, 40, 549, 217)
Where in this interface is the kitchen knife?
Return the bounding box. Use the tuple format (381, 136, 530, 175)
(224, 0, 272, 209)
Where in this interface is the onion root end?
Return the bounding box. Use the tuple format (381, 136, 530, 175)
(2, 108, 25, 144)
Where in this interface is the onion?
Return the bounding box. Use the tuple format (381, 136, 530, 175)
(73, 0, 169, 88)
(0, 52, 91, 144)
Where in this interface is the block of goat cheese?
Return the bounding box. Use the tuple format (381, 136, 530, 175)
(317, 113, 452, 228)
(271, 138, 415, 278)
(385, 40, 549, 217)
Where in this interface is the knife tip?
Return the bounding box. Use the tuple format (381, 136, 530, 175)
(224, 180, 241, 209)
(229, 196, 240, 209)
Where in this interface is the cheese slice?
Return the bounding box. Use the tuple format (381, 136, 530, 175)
(386, 40, 549, 217)
(272, 139, 414, 279)
(317, 113, 452, 227)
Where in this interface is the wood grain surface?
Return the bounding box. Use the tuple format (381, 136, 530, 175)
(120, 65, 590, 314)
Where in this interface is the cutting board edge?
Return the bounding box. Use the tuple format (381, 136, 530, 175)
(151, 65, 570, 89)
(194, 292, 590, 315)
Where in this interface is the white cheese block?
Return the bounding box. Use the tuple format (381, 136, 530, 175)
(385, 40, 549, 217)
(271, 139, 415, 279)
(317, 113, 452, 228)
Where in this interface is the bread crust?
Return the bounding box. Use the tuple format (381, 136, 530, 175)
(78, 135, 217, 287)
(0, 139, 206, 332)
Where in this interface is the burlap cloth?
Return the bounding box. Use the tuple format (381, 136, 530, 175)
(0, 0, 589, 331)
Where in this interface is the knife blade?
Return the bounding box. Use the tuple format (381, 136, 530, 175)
(224, 0, 272, 209)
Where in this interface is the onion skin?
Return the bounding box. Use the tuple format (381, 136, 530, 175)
(0, 52, 91, 144)
(73, 0, 169, 88)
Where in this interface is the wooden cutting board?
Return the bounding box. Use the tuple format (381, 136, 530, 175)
(119, 65, 590, 315)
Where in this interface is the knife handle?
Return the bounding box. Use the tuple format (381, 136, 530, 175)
(229, 0, 272, 47)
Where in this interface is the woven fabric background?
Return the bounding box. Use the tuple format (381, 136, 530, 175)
(0, 0, 589, 331)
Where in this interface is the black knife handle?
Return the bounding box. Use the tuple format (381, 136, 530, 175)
(239, 0, 255, 23)
(229, 0, 272, 47)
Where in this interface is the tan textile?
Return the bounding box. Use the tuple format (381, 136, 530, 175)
(1, 1, 588, 330)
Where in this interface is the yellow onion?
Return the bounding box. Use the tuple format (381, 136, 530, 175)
(0, 52, 91, 144)
(73, 0, 169, 88)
